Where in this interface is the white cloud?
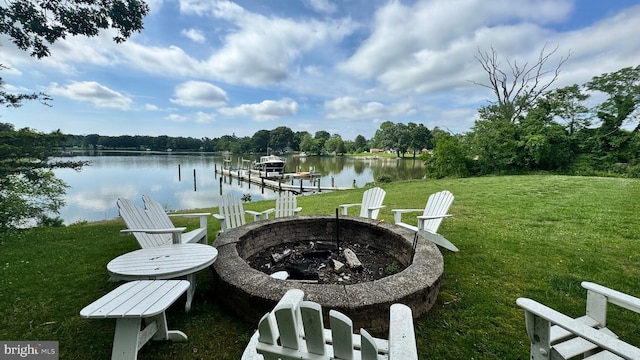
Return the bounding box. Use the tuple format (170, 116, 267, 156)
(170, 81, 228, 107)
(145, 104, 160, 111)
(219, 98, 299, 121)
(49, 81, 133, 109)
(181, 28, 206, 43)
(165, 111, 215, 124)
(194, 0, 357, 85)
(5, 1, 357, 89)
(194, 111, 216, 123)
(325, 96, 389, 120)
(337, 0, 574, 95)
(119, 43, 200, 77)
(167, 113, 188, 122)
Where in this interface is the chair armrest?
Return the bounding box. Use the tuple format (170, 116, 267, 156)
(391, 209, 424, 224)
(120, 227, 186, 235)
(391, 209, 424, 214)
(516, 298, 640, 359)
(582, 282, 640, 314)
(212, 214, 228, 232)
(365, 205, 385, 219)
(168, 212, 211, 217)
(388, 303, 417, 360)
(168, 212, 210, 228)
(256, 208, 275, 220)
(367, 205, 386, 211)
(417, 214, 452, 221)
(120, 227, 186, 244)
(240, 331, 262, 360)
(250, 208, 276, 221)
(417, 214, 452, 230)
(245, 210, 265, 221)
(339, 203, 361, 215)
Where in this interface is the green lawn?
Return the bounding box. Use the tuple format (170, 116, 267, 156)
(1, 175, 639, 359)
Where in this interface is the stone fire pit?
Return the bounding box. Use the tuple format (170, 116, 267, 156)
(212, 215, 443, 333)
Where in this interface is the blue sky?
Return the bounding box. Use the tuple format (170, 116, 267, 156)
(1, 0, 639, 141)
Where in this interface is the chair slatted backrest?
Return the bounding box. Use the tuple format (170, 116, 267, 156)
(255, 297, 380, 360)
(142, 194, 174, 229)
(421, 190, 454, 233)
(274, 192, 299, 218)
(117, 198, 171, 248)
(360, 187, 386, 219)
(219, 193, 247, 230)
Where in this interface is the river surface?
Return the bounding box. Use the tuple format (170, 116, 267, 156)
(53, 152, 425, 224)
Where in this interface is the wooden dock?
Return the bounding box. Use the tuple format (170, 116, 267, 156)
(215, 168, 352, 193)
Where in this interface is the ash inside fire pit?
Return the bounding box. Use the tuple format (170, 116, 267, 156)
(246, 239, 405, 285)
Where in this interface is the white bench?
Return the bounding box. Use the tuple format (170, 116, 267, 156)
(242, 289, 418, 360)
(80, 280, 189, 360)
(517, 281, 640, 359)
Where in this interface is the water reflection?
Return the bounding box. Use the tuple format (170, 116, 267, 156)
(53, 152, 424, 224)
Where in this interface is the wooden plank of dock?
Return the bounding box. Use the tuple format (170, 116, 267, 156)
(215, 168, 351, 193)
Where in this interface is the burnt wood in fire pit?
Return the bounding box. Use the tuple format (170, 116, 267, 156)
(246, 238, 401, 284)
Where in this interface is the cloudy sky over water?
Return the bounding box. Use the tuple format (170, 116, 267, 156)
(1, 0, 639, 141)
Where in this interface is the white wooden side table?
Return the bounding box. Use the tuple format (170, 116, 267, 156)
(80, 280, 190, 360)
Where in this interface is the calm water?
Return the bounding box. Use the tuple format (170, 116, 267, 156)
(53, 152, 425, 224)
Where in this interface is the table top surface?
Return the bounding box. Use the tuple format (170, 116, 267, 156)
(80, 280, 190, 318)
(107, 243, 218, 280)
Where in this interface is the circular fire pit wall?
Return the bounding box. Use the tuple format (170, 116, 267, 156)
(212, 215, 443, 333)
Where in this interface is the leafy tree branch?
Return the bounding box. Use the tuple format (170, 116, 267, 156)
(0, 0, 149, 58)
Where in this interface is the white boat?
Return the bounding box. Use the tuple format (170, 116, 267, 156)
(254, 155, 286, 175)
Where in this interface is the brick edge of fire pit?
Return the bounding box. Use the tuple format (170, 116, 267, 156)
(211, 215, 444, 334)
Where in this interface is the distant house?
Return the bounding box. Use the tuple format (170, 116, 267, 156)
(369, 148, 384, 154)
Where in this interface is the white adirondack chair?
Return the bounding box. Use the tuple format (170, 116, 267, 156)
(241, 289, 418, 360)
(117, 197, 208, 248)
(517, 281, 640, 360)
(392, 190, 457, 252)
(213, 193, 262, 234)
(259, 192, 302, 219)
(142, 194, 209, 244)
(339, 187, 386, 219)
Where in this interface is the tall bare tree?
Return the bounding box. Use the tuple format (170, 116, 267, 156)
(471, 44, 571, 122)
